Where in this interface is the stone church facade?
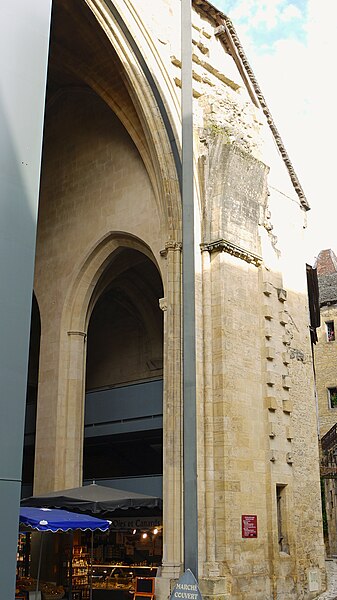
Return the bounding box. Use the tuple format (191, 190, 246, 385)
(21, 0, 325, 598)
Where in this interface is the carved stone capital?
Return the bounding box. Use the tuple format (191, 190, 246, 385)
(160, 241, 182, 257)
(201, 238, 262, 267)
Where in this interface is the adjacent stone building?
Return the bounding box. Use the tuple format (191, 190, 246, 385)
(315, 249, 337, 436)
(314, 249, 337, 555)
(20, 0, 325, 598)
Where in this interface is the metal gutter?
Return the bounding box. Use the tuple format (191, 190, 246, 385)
(181, 0, 198, 579)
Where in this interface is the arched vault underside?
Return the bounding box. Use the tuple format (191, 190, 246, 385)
(47, 0, 181, 237)
(33, 0, 184, 585)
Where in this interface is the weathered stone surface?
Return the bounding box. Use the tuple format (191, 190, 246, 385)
(314, 249, 337, 557)
(25, 1, 326, 599)
(200, 142, 269, 254)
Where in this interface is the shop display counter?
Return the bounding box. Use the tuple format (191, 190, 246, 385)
(92, 590, 129, 600)
(73, 545, 90, 592)
(91, 564, 157, 599)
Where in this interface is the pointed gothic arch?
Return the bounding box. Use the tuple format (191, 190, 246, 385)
(46, 0, 182, 239)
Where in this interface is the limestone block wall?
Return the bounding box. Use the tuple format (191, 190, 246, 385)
(86, 298, 154, 389)
(200, 142, 268, 248)
(199, 251, 271, 598)
(323, 464, 337, 556)
(314, 292, 337, 556)
(324, 474, 337, 555)
(33, 88, 166, 493)
(85, 265, 163, 391)
(280, 285, 325, 597)
(315, 305, 337, 437)
(196, 256, 325, 599)
(259, 173, 326, 598)
(194, 126, 325, 597)
(115, 0, 263, 161)
(26, 1, 327, 598)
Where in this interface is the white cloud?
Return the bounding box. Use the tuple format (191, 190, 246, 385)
(226, 0, 301, 30)
(217, 0, 337, 259)
(214, 0, 337, 259)
(227, 0, 256, 21)
(280, 4, 302, 21)
(255, 1, 289, 29)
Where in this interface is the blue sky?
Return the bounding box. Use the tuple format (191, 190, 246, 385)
(211, 0, 337, 260)
(220, 0, 308, 51)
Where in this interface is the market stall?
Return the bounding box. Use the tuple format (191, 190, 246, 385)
(21, 483, 162, 514)
(17, 507, 111, 600)
(20, 485, 163, 600)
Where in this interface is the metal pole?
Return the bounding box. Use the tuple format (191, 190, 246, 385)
(0, 1, 52, 597)
(69, 532, 74, 600)
(181, 0, 198, 578)
(35, 533, 44, 600)
(90, 530, 94, 600)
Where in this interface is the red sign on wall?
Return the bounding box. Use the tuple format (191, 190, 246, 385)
(242, 514, 257, 538)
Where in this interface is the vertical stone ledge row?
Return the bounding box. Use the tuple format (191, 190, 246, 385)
(261, 269, 280, 465)
(261, 270, 293, 465)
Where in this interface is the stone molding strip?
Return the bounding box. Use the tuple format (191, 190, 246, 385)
(201, 238, 262, 267)
(67, 330, 87, 338)
(102, 0, 182, 194)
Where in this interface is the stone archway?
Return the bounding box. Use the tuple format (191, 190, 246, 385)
(73, 234, 182, 577)
(33, 0, 184, 581)
(45, 0, 182, 240)
(83, 247, 164, 495)
(34, 231, 183, 577)
(49, 233, 162, 490)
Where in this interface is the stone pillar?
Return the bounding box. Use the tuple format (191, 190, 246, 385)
(199, 249, 218, 578)
(157, 241, 183, 598)
(62, 330, 87, 488)
(34, 326, 86, 493)
(34, 323, 62, 494)
(199, 249, 233, 600)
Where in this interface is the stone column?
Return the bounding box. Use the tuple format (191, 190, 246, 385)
(62, 330, 87, 488)
(199, 249, 233, 600)
(199, 248, 219, 578)
(34, 325, 87, 493)
(34, 322, 62, 494)
(157, 241, 183, 597)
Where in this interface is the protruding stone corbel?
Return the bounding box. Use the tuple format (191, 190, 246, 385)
(277, 288, 287, 302)
(159, 297, 167, 312)
(270, 450, 276, 462)
(286, 452, 293, 465)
